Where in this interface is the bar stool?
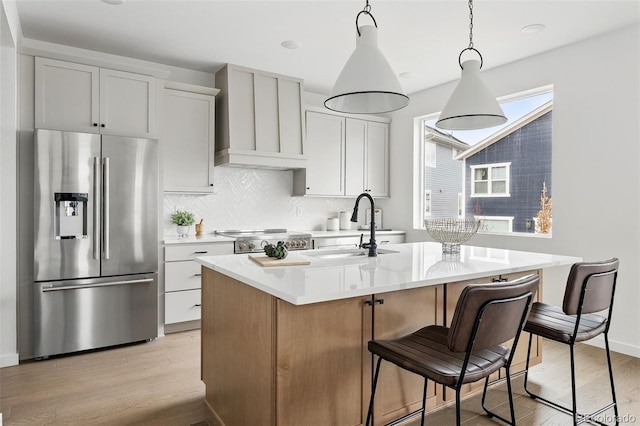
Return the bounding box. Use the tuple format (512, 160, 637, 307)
(366, 274, 540, 426)
(523, 258, 619, 426)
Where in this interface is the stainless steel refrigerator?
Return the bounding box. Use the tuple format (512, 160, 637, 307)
(33, 129, 159, 358)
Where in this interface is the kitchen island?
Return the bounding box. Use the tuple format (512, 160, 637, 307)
(195, 242, 580, 426)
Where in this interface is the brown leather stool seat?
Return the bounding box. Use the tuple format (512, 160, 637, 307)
(366, 274, 540, 426)
(368, 325, 510, 387)
(523, 258, 619, 426)
(525, 303, 607, 343)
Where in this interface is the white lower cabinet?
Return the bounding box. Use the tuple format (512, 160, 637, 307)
(164, 242, 233, 328)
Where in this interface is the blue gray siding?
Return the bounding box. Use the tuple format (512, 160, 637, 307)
(426, 144, 463, 218)
(465, 111, 552, 233)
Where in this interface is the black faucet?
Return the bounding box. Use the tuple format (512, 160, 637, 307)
(351, 193, 377, 257)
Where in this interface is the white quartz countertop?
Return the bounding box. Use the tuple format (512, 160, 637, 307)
(195, 242, 581, 305)
(308, 229, 405, 237)
(164, 229, 404, 244)
(164, 235, 235, 245)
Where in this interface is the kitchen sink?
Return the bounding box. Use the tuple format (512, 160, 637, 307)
(304, 248, 399, 259)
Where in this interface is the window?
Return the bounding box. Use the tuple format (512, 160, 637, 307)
(412, 85, 553, 236)
(471, 163, 510, 197)
(425, 191, 432, 216)
(476, 216, 514, 233)
(424, 141, 436, 168)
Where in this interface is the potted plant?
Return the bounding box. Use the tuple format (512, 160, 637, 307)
(171, 210, 196, 237)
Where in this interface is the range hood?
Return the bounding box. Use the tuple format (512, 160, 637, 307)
(214, 63, 307, 171)
(214, 148, 307, 170)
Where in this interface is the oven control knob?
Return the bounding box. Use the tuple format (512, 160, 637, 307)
(284, 241, 291, 248)
(248, 242, 255, 251)
(238, 242, 248, 251)
(300, 240, 308, 248)
(293, 240, 301, 248)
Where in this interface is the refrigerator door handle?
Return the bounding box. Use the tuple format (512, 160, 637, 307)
(41, 278, 154, 292)
(103, 157, 110, 259)
(93, 157, 100, 260)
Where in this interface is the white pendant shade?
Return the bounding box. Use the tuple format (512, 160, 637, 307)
(436, 59, 507, 131)
(325, 25, 409, 114)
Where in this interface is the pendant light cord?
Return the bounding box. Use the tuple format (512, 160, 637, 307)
(356, 0, 378, 36)
(468, 0, 474, 49)
(459, 0, 483, 69)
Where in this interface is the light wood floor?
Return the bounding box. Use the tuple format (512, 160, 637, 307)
(1, 330, 638, 425)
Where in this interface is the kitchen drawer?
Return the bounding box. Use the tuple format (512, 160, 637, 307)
(377, 234, 405, 245)
(165, 289, 201, 324)
(164, 242, 233, 261)
(165, 261, 202, 292)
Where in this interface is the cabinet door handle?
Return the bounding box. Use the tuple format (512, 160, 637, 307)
(375, 299, 384, 305)
(364, 300, 373, 306)
(101, 123, 106, 128)
(92, 123, 98, 127)
(492, 276, 508, 282)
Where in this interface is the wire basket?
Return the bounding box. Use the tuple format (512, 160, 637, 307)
(424, 218, 481, 254)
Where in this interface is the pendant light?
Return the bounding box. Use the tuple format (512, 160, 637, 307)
(325, 0, 409, 114)
(436, 0, 507, 130)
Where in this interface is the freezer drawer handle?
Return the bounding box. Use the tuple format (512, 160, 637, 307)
(41, 278, 154, 292)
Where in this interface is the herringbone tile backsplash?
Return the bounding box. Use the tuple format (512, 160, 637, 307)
(163, 167, 356, 236)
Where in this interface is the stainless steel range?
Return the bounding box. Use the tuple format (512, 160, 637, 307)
(216, 229, 312, 254)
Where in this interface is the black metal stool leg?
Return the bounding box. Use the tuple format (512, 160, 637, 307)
(366, 357, 383, 426)
(605, 334, 619, 426)
(421, 378, 427, 426)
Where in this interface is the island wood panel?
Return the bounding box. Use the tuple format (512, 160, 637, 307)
(372, 285, 443, 425)
(442, 270, 542, 401)
(276, 296, 372, 426)
(201, 268, 277, 426)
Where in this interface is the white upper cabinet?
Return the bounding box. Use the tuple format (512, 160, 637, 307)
(295, 111, 389, 197)
(162, 83, 218, 193)
(35, 57, 156, 138)
(215, 64, 305, 169)
(303, 112, 345, 196)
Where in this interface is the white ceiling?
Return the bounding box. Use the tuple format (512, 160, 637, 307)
(14, 0, 640, 95)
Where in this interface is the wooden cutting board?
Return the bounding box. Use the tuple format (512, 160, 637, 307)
(248, 254, 311, 267)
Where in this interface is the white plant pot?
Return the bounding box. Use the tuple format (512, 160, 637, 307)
(176, 225, 189, 237)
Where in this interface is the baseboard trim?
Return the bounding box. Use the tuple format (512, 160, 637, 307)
(0, 352, 19, 367)
(585, 336, 640, 358)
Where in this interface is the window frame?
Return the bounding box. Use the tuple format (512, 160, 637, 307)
(470, 162, 511, 197)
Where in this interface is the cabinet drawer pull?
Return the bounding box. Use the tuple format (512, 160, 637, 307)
(194, 303, 202, 307)
(194, 251, 208, 254)
(194, 273, 202, 277)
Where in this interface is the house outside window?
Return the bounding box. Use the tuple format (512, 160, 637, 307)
(471, 163, 510, 197)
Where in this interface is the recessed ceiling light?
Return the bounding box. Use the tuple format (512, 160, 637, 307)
(521, 24, 546, 34)
(399, 72, 415, 79)
(281, 41, 302, 50)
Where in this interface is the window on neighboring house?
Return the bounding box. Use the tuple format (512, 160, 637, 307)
(477, 216, 514, 233)
(471, 163, 510, 197)
(425, 191, 432, 217)
(424, 141, 436, 168)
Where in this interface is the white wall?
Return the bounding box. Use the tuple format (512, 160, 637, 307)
(0, 0, 20, 369)
(381, 25, 640, 357)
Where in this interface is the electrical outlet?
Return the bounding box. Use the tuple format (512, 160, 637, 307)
(296, 206, 302, 216)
